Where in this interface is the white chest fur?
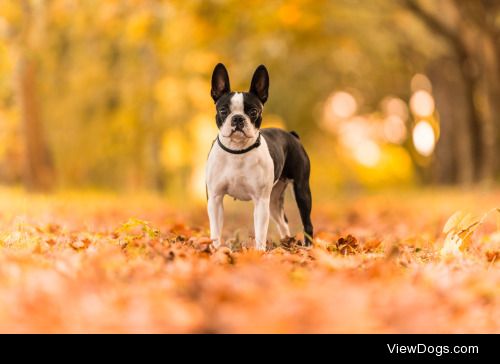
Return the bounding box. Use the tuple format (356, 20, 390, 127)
(206, 136, 274, 201)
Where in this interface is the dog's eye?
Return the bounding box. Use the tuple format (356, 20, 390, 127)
(219, 108, 228, 117)
(249, 108, 259, 118)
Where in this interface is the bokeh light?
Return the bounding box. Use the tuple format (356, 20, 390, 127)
(410, 90, 435, 117)
(381, 97, 409, 121)
(353, 140, 381, 167)
(411, 73, 432, 93)
(329, 91, 357, 119)
(338, 117, 370, 147)
(383, 115, 407, 144)
(412, 120, 436, 157)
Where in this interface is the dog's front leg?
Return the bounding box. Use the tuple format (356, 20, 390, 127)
(207, 194, 224, 248)
(253, 197, 270, 251)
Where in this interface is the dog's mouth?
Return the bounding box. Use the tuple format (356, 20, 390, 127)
(222, 129, 251, 138)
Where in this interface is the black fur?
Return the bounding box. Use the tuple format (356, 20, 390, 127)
(211, 63, 230, 103)
(243, 93, 264, 128)
(214, 92, 235, 128)
(249, 65, 269, 104)
(261, 128, 313, 245)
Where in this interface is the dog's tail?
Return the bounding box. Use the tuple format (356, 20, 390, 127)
(290, 131, 300, 139)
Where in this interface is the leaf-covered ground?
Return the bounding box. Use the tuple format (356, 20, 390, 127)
(0, 188, 498, 333)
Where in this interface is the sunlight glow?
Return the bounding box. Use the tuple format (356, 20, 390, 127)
(410, 90, 435, 117)
(412, 121, 436, 157)
(353, 140, 381, 167)
(338, 117, 370, 147)
(330, 91, 357, 119)
(0, 18, 7, 38)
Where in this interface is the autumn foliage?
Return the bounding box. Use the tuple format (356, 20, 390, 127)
(0, 189, 498, 333)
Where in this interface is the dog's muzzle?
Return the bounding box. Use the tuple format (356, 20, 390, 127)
(231, 115, 245, 131)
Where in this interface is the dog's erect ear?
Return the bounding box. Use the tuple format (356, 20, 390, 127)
(249, 65, 269, 104)
(211, 63, 230, 103)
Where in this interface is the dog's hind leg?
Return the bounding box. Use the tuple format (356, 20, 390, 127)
(270, 179, 290, 239)
(292, 179, 313, 246)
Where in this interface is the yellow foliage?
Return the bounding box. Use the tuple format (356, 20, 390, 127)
(0, 0, 481, 193)
(125, 11, 153, 42)
(0, 1, 23, 25)
(155, 76, 185, 116)
(278, 3, 302, 26)
(183, 51, 219, 74)
(160, 128, 188, 170)
(353, 145, 414, 188)
(264, 114, 286, 129)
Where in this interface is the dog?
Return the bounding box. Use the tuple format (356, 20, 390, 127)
(205, 63, 313, 251)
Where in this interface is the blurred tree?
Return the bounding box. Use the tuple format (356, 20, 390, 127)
(428, 57, 474, 185)
(5, 0, 54, 191)
(0, 0, 498, 193)
(402, 0, 500, 184)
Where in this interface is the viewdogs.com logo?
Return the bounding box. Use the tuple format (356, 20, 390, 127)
(387, 344, 479, 357)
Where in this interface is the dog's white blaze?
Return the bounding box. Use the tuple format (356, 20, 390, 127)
(230, 92, 244, 113)
(218, 92, 257, 148)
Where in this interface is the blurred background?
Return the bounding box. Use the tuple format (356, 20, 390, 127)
(0, 0, 499, 201)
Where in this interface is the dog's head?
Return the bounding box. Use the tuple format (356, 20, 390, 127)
(210, 63, 269, 141)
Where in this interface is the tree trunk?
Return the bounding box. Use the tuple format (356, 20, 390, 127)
(5, 0, 55, 191)
(429, 57, 475, 185)
(16, 55, 54, 191)
(477, 35, 500, 182)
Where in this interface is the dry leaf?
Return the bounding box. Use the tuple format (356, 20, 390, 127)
(440, 233, 463, 258)
(336, 234, 358, 255)
(443, 210, 465, 234)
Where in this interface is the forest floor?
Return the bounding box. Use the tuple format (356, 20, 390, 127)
(0, 187, 499, 333)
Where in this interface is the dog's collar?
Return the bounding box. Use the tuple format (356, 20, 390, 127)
(216, 133, 261, 154)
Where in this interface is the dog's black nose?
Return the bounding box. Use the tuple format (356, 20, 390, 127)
(231, 115, 245, 129)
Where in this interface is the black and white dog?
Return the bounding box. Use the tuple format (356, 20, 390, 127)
(206, 63, 313, 251)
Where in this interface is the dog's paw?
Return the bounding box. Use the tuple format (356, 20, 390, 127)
(255, 245, 267, 252)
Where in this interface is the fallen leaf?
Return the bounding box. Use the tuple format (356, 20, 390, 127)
(336, 234, 358, 255)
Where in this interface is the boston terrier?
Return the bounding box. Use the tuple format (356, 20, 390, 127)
(206, 63, 313, 251)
